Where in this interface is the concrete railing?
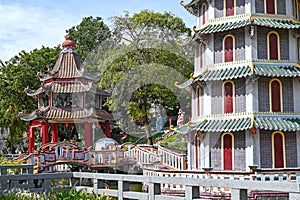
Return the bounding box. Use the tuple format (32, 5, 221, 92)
(0, 166, 300, 199)
(0, 165, 73, 193)
(157, 146, 186, 170)
(72, 172, 300, 200)
(124, 145, 160, 165)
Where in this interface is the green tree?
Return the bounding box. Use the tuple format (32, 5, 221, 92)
(99, 10, 193, 145)
(66, 16, 111, 63)
(0, 47, 60, 152)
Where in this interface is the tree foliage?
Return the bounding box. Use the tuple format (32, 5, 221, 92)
(99, 10, 193, 144)
(0, 47, 60, 152)
(66, 16, 111, 61)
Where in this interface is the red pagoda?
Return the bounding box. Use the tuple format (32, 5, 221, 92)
(20, 36, 112, 153)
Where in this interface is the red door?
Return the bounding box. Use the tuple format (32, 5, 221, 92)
(223, 134, 233, 170)
(271, 80, 281, 112)
(224, 82, 233, 113)
(224, 36, 233, 62)
(274, 133, 284, 168)
(269, 33, 278, 60)
(195, 137, 199, 170)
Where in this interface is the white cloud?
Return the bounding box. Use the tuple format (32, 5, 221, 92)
(0, 2, 78, 61)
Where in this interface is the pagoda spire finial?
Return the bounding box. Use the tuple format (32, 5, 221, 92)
(62, 35, 76, 49)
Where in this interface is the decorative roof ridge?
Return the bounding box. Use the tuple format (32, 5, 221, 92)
(207, 60, 251, 70)
(194, 13, 251, 33)
(251, 13, 297, 21)
(203, 112, 252, 120)
(252, 59, 298, 65)
(254, 112, 300, 118)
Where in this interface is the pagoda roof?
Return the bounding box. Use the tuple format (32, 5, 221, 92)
(25, 80, 110, 97)
(180, 0, 201, 16)
(194, 14, 300, 34)
(40, 36, 100, 82)
(176, 60, 300, 88)
(19, 107, 112, 122)
(177, 112, 300, 133)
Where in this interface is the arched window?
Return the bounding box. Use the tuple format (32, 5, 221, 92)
(196, 86, 201, 116)
(223, 81, 234, 113)
(269, 79, 282, 112)
(225, 0, 235, 16)
(268, 32, 280, 60)
(201, 3, 207, 25)
(272, 132, 285, 168)
(223, 35, 234, 62)
(222, 132, 234, 170)
(265, 0, 276, 14)
(199, 43, 204, 69)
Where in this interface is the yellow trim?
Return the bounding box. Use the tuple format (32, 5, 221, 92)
(271, 131, 286, 168)
(250, 61, 254, 74)
(188, 118, 206, 128)
(269, 78, 283, 112)
(223, 34, 235, 62)
(224, 0, 236, 16)
(221, 132, 235, 170)
(222, 80, 236, 113)
(267, 31, 280, 60)
(264, 0, 277, 14)
(251, 113, 255, 127)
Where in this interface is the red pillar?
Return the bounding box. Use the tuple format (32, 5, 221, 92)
(52, 123, 58, 143)
(41, 121, 49, 145)
(105, 120, 110, 138)
(28, 126, 34, 153)
(84, 122, 92, 148)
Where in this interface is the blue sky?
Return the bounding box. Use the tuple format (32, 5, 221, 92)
(0, 0, 196, 61)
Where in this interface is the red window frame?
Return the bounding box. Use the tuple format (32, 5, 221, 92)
(224, 36, 234, 62)
(199, 43, 204, 69)
(225, 0, 234, 16)
(224, 82, 234, 113)
(202, 3, 206, 25)
(197, 87, 201, 116)
(270, 80, 281, 112)
(269, 33, 279, 60)
(266, 0, 276, 14)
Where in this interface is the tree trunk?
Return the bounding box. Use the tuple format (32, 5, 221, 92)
(144, 124, 153, 145)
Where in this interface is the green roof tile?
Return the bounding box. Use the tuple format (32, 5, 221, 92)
(197, 66, 252, 81)
(197, 117, 252, 132)
(254, 64, 300, 77)
(255, 117, 300, 131)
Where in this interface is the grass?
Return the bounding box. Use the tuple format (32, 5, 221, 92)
(160, 133, 187, 151)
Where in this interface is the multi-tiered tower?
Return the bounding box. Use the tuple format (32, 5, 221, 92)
(180, 0, 300, 171)
(20, 36, 112, 153)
